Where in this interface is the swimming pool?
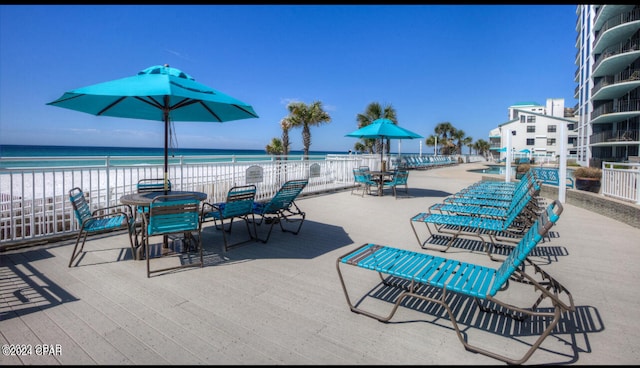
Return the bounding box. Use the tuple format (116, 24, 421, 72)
(467, 165, 512, 175)
(468, 165, 575, 178)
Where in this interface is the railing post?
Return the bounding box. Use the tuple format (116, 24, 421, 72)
(106, 156, 111, 207)
(636, 169, 640, 205)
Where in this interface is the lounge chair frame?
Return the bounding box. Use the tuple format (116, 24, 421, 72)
(252, 179, 308, 243)
(336, 200, 574, 365)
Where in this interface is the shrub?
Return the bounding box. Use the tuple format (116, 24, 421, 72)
(516, 163, 531, 173)
(573, 166, 602, 179)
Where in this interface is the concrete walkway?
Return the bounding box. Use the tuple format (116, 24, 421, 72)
(1, 162, 639, 365)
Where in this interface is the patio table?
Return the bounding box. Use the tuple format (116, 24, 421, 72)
(120, 190, 207, 260)
(369, 171, 394, 196)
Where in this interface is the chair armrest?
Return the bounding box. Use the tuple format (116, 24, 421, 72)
(91, 204, 134, 217)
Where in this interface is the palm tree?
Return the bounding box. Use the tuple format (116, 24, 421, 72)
(463, 136, 473, 155)
(353, 142, 367, 153)
(355, 102, 397, 155)
(451, 129, 472, 155)
(434, 121, 455, 143)
(433, 122, 458, 155)
(265, 137, 284, 155)
(425, 135, 438, 155)
(280, 117, 292, 157)
(286, 101, 331, 159)
(473, 139, 491, 159)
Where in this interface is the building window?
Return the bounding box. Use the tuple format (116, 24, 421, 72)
(526, 138, 535, 145)
(520, 115, 526, 123)
(527, 116, 536, 123)
(547, 138, 556, 146)
(527, 126, 536, 133)
(548, 125, 557, 133)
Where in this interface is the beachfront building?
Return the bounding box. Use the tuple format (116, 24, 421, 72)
(574, 4, 640, 167)
(488, 99, 578, 164)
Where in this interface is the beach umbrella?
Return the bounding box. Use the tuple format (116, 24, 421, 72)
(345, 118, 422, 169)
(47, 64, 259, 193)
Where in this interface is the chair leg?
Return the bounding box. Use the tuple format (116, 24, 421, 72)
(68, 230, 88, 267)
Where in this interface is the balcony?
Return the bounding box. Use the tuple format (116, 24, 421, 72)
(592, 39, 640, 77)
(591, 69, 640, 101)
(590, 129, 638, 145)
(590, 98, 640, 124)
(593, 7, 640, 53)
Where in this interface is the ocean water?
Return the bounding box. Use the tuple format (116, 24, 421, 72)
(0, 144, 345, 168)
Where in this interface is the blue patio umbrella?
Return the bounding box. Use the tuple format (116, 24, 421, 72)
(345, 118, 422, 167)
(519, 148, 531, 154)
(47, 64, 259, 193)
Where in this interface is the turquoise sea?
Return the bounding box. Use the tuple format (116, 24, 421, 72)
(0, 144, 346, 168)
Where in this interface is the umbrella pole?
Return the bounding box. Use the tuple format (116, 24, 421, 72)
(163, 107, 170, 195)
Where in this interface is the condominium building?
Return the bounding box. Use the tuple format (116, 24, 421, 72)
(575, 4, 640, 167)
(488, 99, 578, 163)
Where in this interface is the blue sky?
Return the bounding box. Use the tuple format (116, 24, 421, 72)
(0, 4, 578, 153)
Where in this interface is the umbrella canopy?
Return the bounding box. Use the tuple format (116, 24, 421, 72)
(345, 118, 422, 169)
(345, 118, 423, 140)
(519, 148, 531, 153)
(497, 147, 508, 152)
(47, 64, 259, 192)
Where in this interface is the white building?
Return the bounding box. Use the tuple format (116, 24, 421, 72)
(574, 5, 639, 167)
(488, 98, 578, 163)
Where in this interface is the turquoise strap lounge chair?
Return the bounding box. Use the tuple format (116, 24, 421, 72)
(201, 185, 257, 252)
(336, 200, 573, 365)
(252, 179, 308, 243)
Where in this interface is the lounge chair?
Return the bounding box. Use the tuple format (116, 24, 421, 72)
(68, 187, 137, 267)
(336, 200, 573, 365)
(201, 184, 257, 252)
(143, 193, 203, 278)
(411, 180, 542, 261)
(252, 179, 308, 243)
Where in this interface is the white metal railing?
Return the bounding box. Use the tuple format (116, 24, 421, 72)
(1, 154, 385, 245)
(601, 162, 640, 204)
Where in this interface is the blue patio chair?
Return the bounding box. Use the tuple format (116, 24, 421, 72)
(68, 187, 136, 267)
(337, 200, 572, 365)
(352, 168, 378, 197)
(137, 178, 172, 193)
(201, 184, 257, 252)
(144, 193, 203, 278)
(252, 179, 308, 243)
(381, 170, 409, 198)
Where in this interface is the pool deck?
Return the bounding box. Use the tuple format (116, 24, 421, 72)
(1, 162, 639, 365)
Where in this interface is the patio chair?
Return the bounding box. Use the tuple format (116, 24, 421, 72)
(137, 178, 172, 193)
(352, 168, 378, 197)
(252, 179, 308, 243)
(68, 187, 136, 267)
(381, 170, 409, 198)
(337, 200, 573, 365)
(201, 184, 257, 252)
(143, 193, 203, 278)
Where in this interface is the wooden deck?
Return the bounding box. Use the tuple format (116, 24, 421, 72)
(2, 163, 640, 365)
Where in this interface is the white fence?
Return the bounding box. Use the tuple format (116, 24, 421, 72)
(1, 154, 388, 246)
(601, 161, 640, 204)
